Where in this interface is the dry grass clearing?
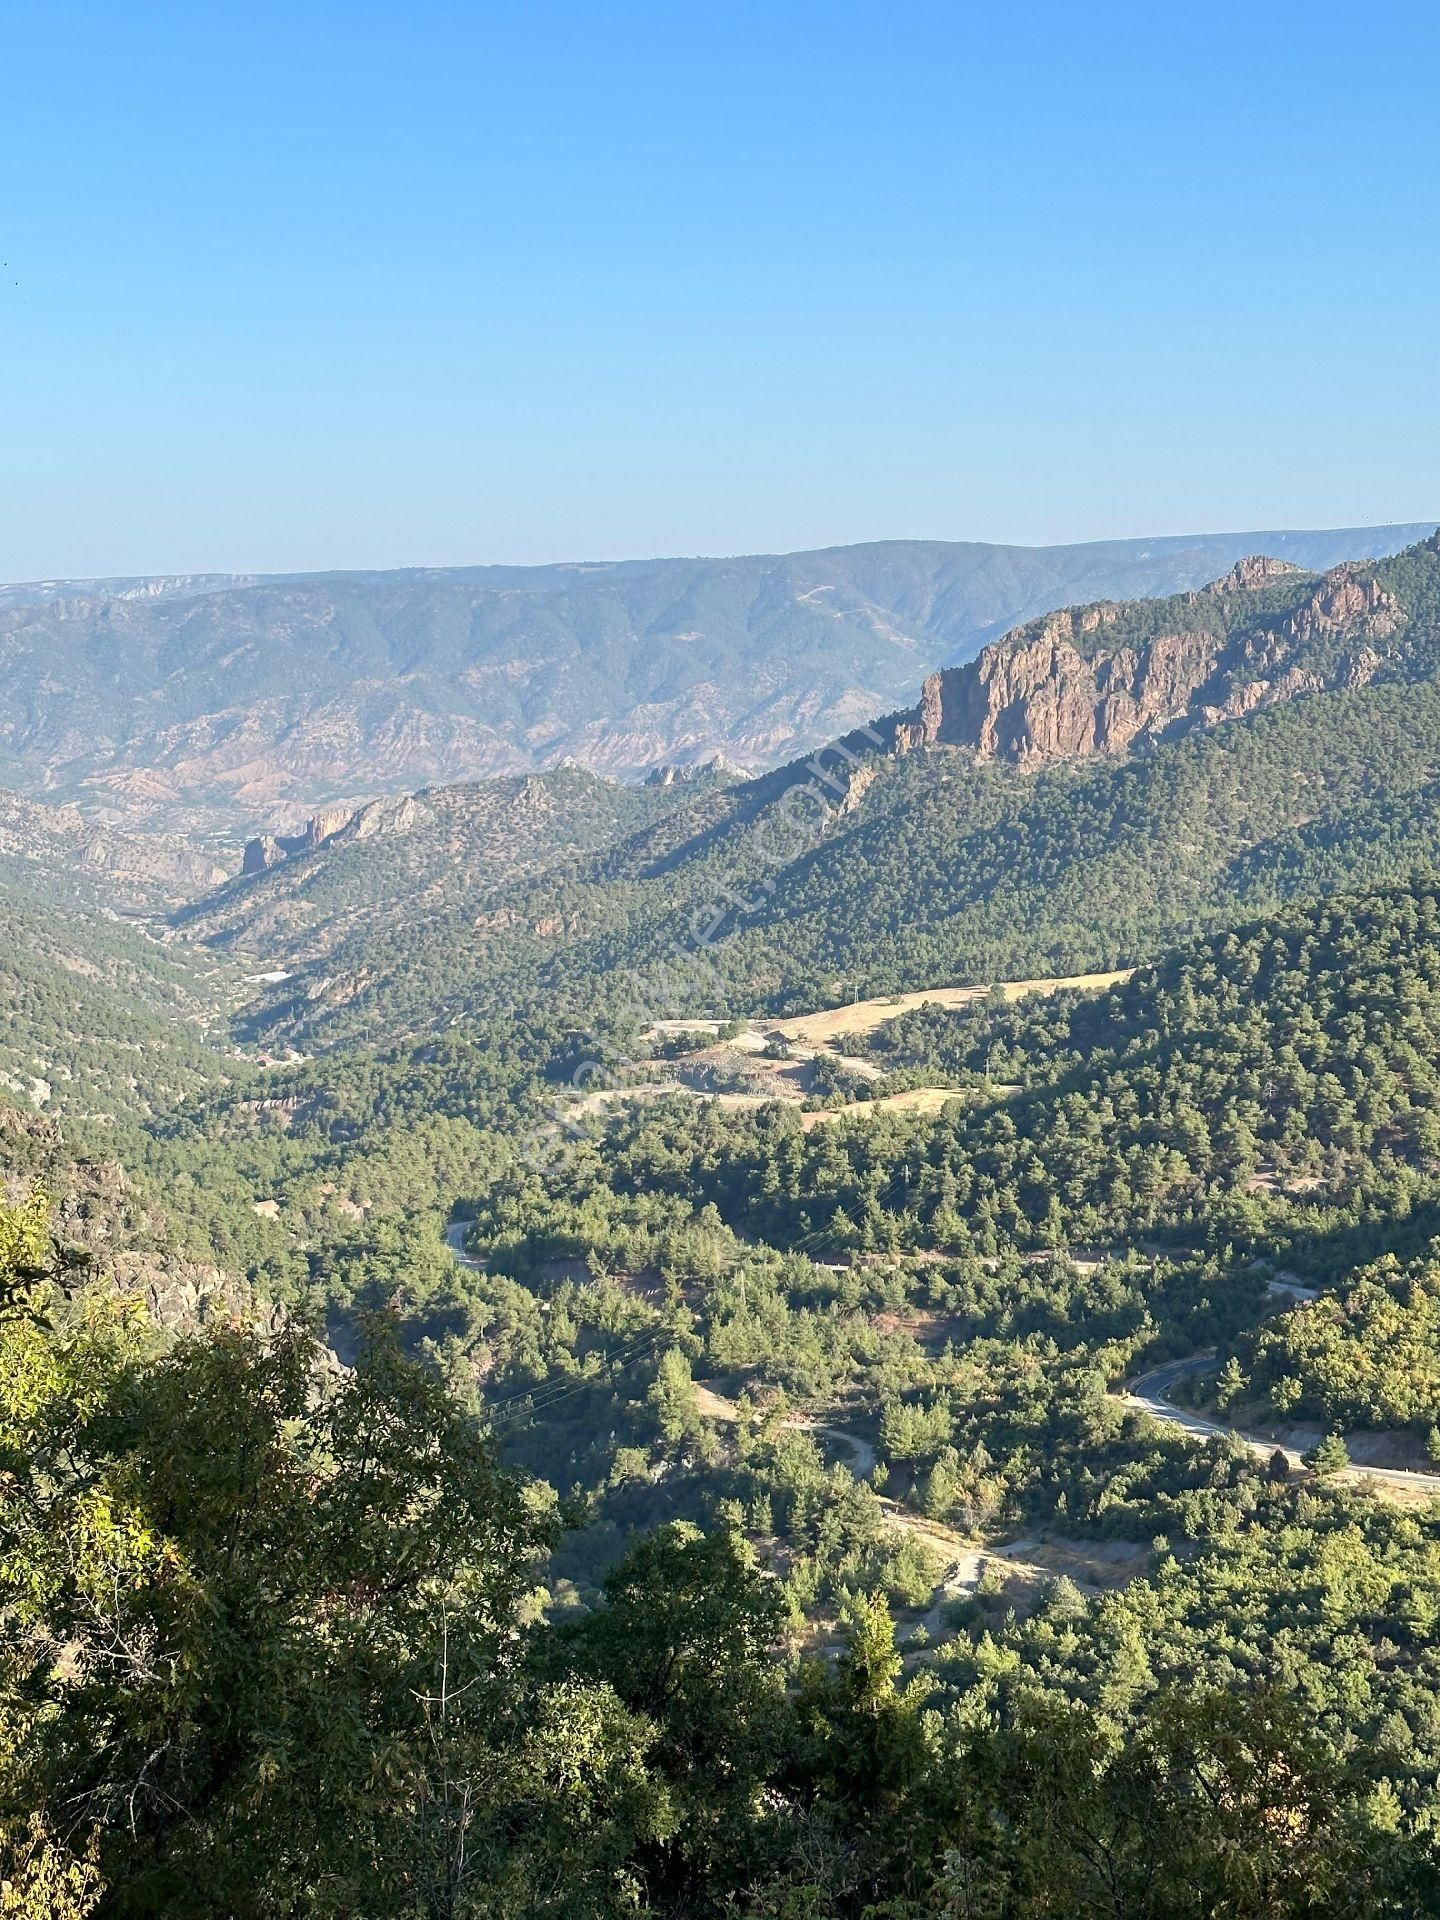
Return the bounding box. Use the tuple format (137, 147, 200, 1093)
(769, 970, 1131, 1048)
(1343, 1475, 1440, 1511)
(801, 1086, 964, 1129)
(692, 1382, 743, 1423)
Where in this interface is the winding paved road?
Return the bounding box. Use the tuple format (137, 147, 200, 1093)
(1121, 1354, 1440, 1498)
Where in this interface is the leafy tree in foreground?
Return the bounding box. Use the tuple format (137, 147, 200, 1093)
(6, 1189, 1440, 1916)
(559, 1522, 788, 1909)
(0, 1216, 572, 1917)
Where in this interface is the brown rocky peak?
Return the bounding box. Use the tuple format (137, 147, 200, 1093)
(239, 792, 434, 878)
(304, 807, 354, 848)
(241, 804, 361, 877)
(1203, 554, 1302, 594)
(642, 753, 747, 786)
(344, 793, 430, 841)
(884, 551, 1410, 774)
(242, 833, 284, 876)
(1290, 565, 1402, 641)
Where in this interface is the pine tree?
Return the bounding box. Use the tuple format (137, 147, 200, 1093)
(1216, 1355, 1245, 1410)
(1305, 1432, 1350, 1478)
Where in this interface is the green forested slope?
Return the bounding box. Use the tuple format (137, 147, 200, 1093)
(0, 890, 237, 1122)
(231, 671, 1440, 1048)
(173, 764, 702, 958)
(180, 874, 1440, 1627)
(16, 545, 1440, 1915)
(14, 1227, 1439, 1919)
(447, 881, 1440, 1285)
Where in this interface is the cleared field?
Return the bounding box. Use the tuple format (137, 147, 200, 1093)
(768, 970, 1131, 1048)
(801, 1086, 964, 1129)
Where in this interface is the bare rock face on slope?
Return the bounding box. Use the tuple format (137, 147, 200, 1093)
(239, 795, 432, 876)
(0, 787, 226, 908)
(0, 1106, 260, 1337)
(888, 560, 1405, 767)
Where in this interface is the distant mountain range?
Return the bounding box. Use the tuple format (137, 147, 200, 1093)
(171, 530, 1440, 1052)
(2, 524, 1432, 837)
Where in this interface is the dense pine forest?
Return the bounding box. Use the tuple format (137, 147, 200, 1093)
(13, 539, 1440, 1914)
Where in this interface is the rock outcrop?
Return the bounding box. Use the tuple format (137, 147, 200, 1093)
(1203, 553, 1302, 594)
(644, 752, 749, 787)
(242, 833, 284, 875)
(0, 1107, 264, 1336)
(342, 793, 431, 841)
(886, 560, 1407, 770)
(239, 798, 423, 876)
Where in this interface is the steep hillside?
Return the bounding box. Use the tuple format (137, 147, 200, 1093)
(1, 524, 1428, 833)
(174, 764, 722, 958)
(489, 876, 1440, 1277)
(208, 533, 1440, 1048)
(0, 786, 226, 911)
(0, 888, 238, 1121)
(0, 1104, 255, 1332)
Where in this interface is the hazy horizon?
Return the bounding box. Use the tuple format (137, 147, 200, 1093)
(7, 516, 1440, 591)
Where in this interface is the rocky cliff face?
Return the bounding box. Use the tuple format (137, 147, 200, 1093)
(643, 752, 749, 787)
(240, 795, 430, 874)
(887, 559, 1407, 768)
(0, 1106, 260, 1336)
(242, 833, 285, 875)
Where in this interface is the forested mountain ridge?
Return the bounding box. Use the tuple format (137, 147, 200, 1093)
(1, 522, 1429, 833)
(173, 765, 716, 960)
(201, 533, 1440, 1051)
(0, 889, 238, 1121)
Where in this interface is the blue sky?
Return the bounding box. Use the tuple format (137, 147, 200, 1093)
(2, 0, 1437, 576)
